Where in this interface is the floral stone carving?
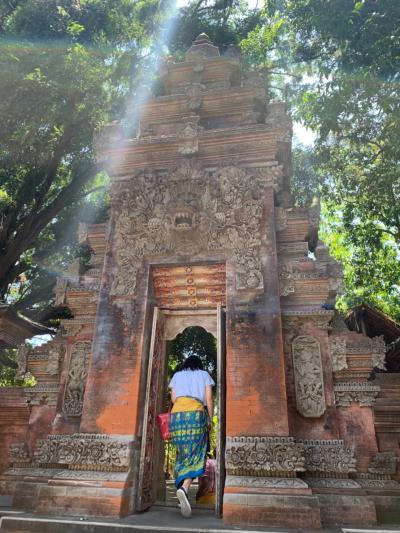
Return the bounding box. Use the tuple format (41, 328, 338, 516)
(225, 436, 305, 476)
(34, 434, 132, 471)
(334, 382, 380, 407)
(9, 442, 31, 464)
(63, 341, 91, 417)
(370, 336, 386, 370)
(176, 119, 203, 155)
(46, 344, 65, 375)
(368, 452, 398, 476)
(299, 439, 356, 475)
(330, 336, 347, 372)
(110, 161, 283, 296)
(292, 336, 326, 418)
(279, 262, 295, 296)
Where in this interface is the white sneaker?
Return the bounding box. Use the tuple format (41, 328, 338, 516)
(176, 487, 191, 518)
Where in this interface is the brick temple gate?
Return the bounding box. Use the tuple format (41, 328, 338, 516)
(2, 34, 400, 529)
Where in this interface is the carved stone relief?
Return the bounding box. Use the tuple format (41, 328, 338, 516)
(299, 439, 356, 475)
(177, 118, 203, 155)
(63, 341, 91, 417)
(34, 434, 132, 471)
(334, 382, 380, 407)
(9, 442, 31, 464)
(185, 83, 202, 111)
(370, 336, 386, 370)
(368, 452, 398, 476)
(274, 207, 287, 232)
(279, 263, 295, 296)
(24, 383, 59, 406)
(110, 161, 283, 297)
(292, 336, 326, 418)
(356, 478, 400, 489)
(225, 475, 308, 489)
(15, 344, 30, 379)
(225, 436, 305, 476)
(346, 335, 386, 370)
(305, 478, 361, 489)
(330, 337, 347, 372)
(282, 310, 334, 333)
(46, 344, 65, 375)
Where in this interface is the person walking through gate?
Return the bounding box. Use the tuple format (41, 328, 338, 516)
(168, 355, 214, 518)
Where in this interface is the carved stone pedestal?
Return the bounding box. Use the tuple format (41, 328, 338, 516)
(223, 436, 321, 529)
(1, 434, 136, 518)
(2, 467, 133, 517)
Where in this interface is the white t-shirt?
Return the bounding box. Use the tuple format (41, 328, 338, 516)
(169, 369, 215, 405)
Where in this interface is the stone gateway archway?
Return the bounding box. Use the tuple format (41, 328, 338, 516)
(2, 34, 400, 530)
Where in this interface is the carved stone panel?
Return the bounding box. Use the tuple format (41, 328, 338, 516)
(225, 436, 305, 476)
(24, 383, 59, 407)
(46, 344, 65, 375)
(34, 434, 132, 471)
(368, 452, 398, 476)
(292, 336, 326, 418)
(225, 475, 308, 489)
(176, 119, 202, 155)
(110, 161, 283, 297)
(299, 439, 357, 475)
(279, 263, 295, 296)
(63, 341, 91, 417)
(334, 382, 380, 407)
(330, 336, 347, 372)
(9, 442, 31, 465)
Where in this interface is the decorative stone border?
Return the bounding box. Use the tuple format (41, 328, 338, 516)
(225, 436, 305, 476)
(33, 434, 133, 472)
(334, 382, 380, 407)
(298, 439, 356, 476)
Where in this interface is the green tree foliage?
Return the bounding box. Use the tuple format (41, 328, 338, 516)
(0, 0, 167, 319)
(169, 0, 262, 55)
(0, 347, 37, 387)
(167, 326, 217, 385)
(244, 1, 400, 319)
(287, 0, 400, 320)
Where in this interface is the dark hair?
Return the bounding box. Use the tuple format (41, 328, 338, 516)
(182, 355, 203, 371)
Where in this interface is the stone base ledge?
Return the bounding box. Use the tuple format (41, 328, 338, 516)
(11, 479, 133, 517)
(223, 492, 321, 529)
(316, 493, 377, 527)
(225, 475, 311, 495)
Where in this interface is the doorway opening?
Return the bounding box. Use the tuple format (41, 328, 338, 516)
(137, 305, 226, 517)
(161, 325, 217, 510)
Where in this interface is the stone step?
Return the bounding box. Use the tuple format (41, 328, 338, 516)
(0, 516, 283, 533)
(2, 515, 400, 533)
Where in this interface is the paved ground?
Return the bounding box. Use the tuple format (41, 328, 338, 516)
(1, 505, 400, 533)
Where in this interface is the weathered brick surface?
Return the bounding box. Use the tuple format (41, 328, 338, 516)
(223, 493, 321, 529)
(316, 494, 377, 526)
(336, 403, 379, 471)
(370, 494, 400, 523)
(0, 388, 30, 473)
